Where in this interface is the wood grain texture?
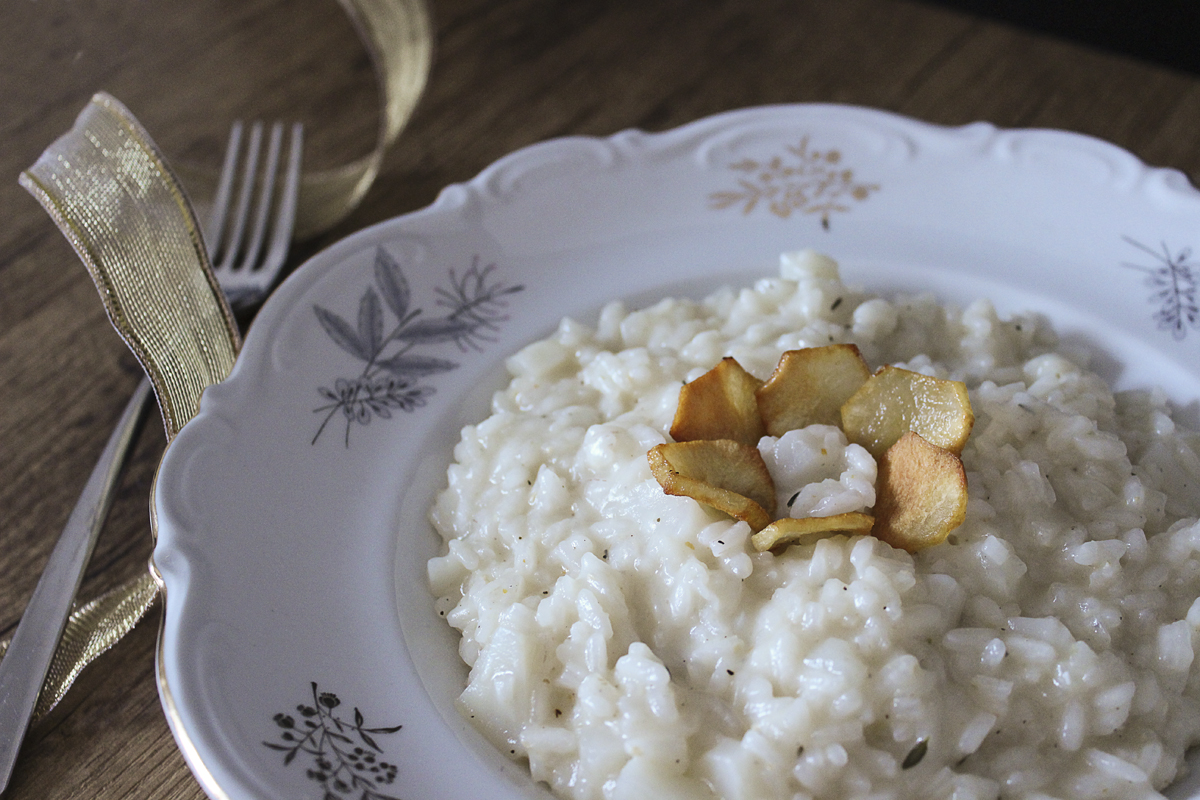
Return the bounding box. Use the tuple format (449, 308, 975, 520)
(2, 0, 1199, 796)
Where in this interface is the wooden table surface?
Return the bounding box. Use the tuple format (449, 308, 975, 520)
(3, 0, 1200, 796)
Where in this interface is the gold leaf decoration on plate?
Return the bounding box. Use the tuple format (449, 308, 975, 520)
(709, 136, 879, 228)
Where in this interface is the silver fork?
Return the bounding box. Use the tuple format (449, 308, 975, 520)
(0, 121, 303, 793)
(207, 121, 303, 309)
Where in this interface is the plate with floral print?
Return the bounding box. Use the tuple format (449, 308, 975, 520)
(151, 104, 1200, 800)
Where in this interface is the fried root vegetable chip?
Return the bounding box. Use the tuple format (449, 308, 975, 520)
(750, 512, 875, 552)
(756, 344, 871, 436)
(841, 365, 974, 459)
(648, 440, 776, 531)
(670, 357, 765, 447)
(872, 431, 967, 553)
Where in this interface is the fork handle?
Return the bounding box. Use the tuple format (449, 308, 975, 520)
(0, 378, 152, 792)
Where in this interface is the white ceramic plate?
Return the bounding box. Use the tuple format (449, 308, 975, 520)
(153, 104, 1200, 800)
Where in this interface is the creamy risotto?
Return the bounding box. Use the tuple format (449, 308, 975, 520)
(428, 251, 1200, 800)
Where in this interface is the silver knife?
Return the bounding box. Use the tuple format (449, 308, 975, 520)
(0, 379, 152, 793)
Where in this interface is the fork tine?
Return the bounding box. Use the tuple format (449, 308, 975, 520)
(207, 120, 303, 310)
(260, 123, 304, 278)
(237, 122, 283, 271)
(216, 121, 263, 270)
(205, 121, 243, 254)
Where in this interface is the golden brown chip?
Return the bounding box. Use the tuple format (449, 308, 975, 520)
(840, 365, 974, 459)
(756, 344, 871, 436)
(670, 357, 765, 446)
(647, 440, 776, 531)
(871, 431, 967, 553)
(750, 512, 875, 552)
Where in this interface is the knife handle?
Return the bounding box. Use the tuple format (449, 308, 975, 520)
(0, 378, 152, 794)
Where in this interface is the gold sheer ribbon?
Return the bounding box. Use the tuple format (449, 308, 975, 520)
(22, 94, 241, 439)
(175, 0, 433, 239)
(8, 0, 432, 724)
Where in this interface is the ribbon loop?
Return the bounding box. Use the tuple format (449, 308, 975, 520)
(21, 93, 239, 440)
